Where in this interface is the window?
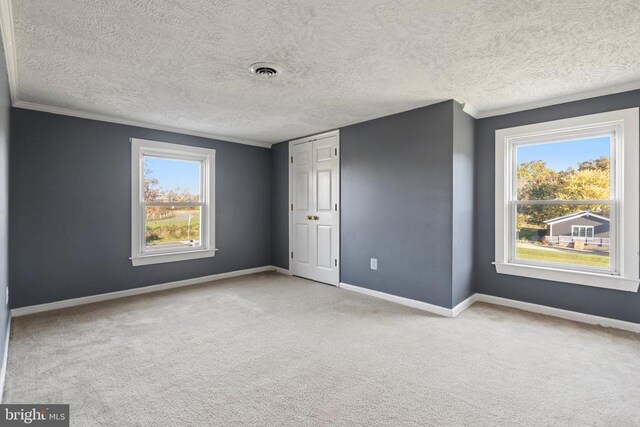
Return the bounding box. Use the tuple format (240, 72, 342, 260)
(494, 108, 639, 291)
(571, 226, 594, 239)
(131, 138, 215, 266)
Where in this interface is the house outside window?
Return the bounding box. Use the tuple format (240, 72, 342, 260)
(131, 138, 216, 266)
(544, 211, 609, 244)
(494, 108, 639, 291)
(571, 225, 594, 239)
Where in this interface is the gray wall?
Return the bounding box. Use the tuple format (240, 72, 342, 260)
(270, 101, 473, 308)
(9, 109, 271, 308)
(474, 89, 640, 324)
(0, 41, 10, 359)
(12, 84, 638, 322)
(452, 102, 475, 306)
(341, 101, 455, 307)
(270, 141, 289, 269)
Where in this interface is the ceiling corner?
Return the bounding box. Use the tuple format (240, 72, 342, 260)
(460, 102, 479, 119)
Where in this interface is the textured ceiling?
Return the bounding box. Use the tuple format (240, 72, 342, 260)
(8, 0, 640, 144)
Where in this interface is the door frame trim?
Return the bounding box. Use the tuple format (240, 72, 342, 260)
(288, 129, 341, 286)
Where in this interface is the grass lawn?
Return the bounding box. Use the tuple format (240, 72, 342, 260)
(147, 215, 200, 228)
(146, 211, 200, 243)
(516, 247, 609, 268)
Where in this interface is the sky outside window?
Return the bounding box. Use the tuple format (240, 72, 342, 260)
(516, 136, 610, 171)
(144, 156, 201, 195)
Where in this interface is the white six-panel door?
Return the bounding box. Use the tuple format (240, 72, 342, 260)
(290, 131, 339, 286)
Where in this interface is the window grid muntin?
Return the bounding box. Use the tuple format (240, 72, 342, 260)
(138, 150, 210, 256)
(507, 130, 618, 275)
(571, 225, 595, 238)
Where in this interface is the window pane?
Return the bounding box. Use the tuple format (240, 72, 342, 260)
(516, 136, 611, 201)
(143, 156, 201, 202)
(145, 206, 201, 250)
(515, 204, 611, 269)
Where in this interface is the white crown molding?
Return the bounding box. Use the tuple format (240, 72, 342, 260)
(0, 0, 18, 104)
(0, 1, 270, 149)
(461, 102, 479, 118)
(4, 0, 640, 144)
(13, 101, 271, 148)
(476, 80, 640, 119)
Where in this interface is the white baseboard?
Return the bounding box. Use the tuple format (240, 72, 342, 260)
(11, 266, 277, 317)
(0, 316, 10, 403)
(9, 268, 640, 334)
(337, 282, 639, 333)
(272, 266, 290, 275)
(339, 282, 456, 317)
(452, 294, 478, 317)
(475, 294, 640, 334)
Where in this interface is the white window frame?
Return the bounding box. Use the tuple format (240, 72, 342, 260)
(571, 225, 594, 239)
(494, 108, 639, 292)
(131, 138, 216, 266)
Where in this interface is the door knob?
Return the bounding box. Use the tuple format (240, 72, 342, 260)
(307, 215, 313, 220)
(313, 215, 319, 220)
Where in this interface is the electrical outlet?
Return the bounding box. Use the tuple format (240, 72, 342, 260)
(370, 258, 378, 270)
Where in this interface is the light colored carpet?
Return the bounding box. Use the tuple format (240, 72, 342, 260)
(4, 272, 640, 426)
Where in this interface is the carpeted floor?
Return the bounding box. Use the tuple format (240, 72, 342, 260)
(4, 272, 640, 426)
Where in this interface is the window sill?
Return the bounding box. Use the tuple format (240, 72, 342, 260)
(493, 262, 639, 292)
(131, 249, 216, 266)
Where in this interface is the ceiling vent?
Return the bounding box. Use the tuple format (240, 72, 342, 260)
(250, 63, 279, 78)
